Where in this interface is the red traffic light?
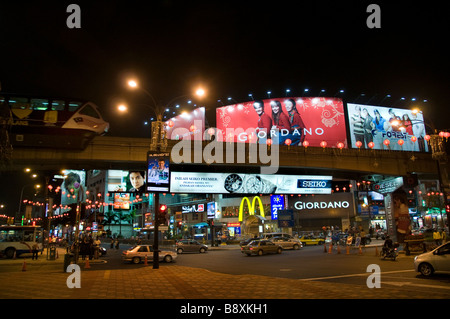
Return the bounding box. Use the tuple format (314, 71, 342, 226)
(159, 204, 167, 211)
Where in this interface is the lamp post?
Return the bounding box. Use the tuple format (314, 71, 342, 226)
(123, 79, 206, 268)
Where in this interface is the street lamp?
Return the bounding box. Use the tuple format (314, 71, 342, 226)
(124, 79, 206, 268)
(123, 78, 206, 150)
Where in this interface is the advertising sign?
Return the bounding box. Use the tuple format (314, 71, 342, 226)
(216, 97, 347, 147)
(165, 107, 205, 141)
(270, 195, 284, 220)
(347, 103, 429, 152)
(147, 152, 170, 192)
(107, 170, 147, 193)
(170, 172, 332, 194)
(278, 209, 295, 228)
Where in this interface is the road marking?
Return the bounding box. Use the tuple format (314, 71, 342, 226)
(383, 281, 450, 290)
(298, 269, 415, 281)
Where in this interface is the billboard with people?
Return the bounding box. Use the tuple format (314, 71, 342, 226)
(347, 103, 429, 152)
(216, 97, 348, 147)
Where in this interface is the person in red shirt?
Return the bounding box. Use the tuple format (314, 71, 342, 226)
(253, 100, 272, 143)
(270, 100, 291, 145)
(284, 98, 306, 145)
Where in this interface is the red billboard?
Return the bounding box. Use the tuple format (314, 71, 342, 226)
(216, 97, 348, 147)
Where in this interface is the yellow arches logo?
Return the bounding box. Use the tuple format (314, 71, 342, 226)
(239, 196, 265, 222)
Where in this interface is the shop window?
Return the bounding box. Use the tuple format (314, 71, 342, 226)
(51, 100, 66, 111)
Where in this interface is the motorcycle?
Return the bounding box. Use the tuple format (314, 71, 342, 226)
(380, 242, 399, 260)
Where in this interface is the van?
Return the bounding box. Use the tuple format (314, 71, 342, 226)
(262, 232, 293, 240)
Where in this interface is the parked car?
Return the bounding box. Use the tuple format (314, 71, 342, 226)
(270, 236, 302, 250)
(241, 239, 282, 256)
(122, 245, 177, 264)
(299, 235, 325, 246)
(414, 242, 450, 276)
(176, 239, 208, 254)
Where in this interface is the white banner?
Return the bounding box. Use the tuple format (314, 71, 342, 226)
(170, 172, 332, 194)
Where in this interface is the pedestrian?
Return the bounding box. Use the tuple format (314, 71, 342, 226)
(110, 238, 114, 249)
(115, 238, 119, 250)
(94, 237, 101, 259)
(31, 242, 39, 260)
(433, 229, 442, 246)
(442, 229, 447, 243)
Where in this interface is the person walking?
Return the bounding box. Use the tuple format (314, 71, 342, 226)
(433, 229, 442, 246)
(31, 242, 39, 260)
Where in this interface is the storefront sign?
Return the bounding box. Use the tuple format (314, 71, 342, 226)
(295, 200, 350, 210)
(372, 177, 403, 194)
(292, 193, 355, 218)
(239, 196, 265, 222)
(182, 203, 205, 214)
(170, 172, 332, 194)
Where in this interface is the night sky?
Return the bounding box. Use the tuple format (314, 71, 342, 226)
(1, 0, 449, 138)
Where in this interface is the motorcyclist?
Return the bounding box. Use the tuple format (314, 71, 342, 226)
(382, 235, 393, 256)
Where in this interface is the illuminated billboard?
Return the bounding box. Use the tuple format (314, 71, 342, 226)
(147, 152, 170, 192)
(347, 103, 429, 152)
(60, 169, 86, 206)
(165, 107, 205, 140)
(170, 172, 332, 194)
(107, 170, 147, 193)
(216, 97, 347, 147)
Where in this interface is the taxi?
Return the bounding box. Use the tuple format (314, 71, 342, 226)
(299, 235, 325, 246)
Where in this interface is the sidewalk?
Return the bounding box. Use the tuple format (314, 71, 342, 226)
(1, 246, 447, 300)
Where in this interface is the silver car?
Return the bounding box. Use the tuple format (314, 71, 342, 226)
(122, 245, 177, 264)
(414, 242, 450, 276)
(176, 239, 208, 254)
(271, 236, 303, 250)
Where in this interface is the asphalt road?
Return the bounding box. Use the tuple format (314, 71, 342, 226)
(95, 243, 450, 295)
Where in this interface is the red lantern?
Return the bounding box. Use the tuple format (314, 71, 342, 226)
(266, 138, 273, 146)
(167, 120, 174, 128)
(424, 134, 431, 141)
(398, 139, 404, 146)
(368, 141, 375, 149)
(445, 132, 450, 139)
(320, 141, 327, 148)
(302, 140, 309, 148)
(337, 142, 344, 149)
(285, 139, 292, 146)
(355, 140, 362, 148)
(383, 139, 390, 146)
(207, 127, 215, 135)
(439, 131, 445, 138)
(189, 125, 196, 132)
(411, 136, 417, 143)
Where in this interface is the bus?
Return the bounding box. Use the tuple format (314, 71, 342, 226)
(0, 93, 109, 149)
(0, 226, 43, 258)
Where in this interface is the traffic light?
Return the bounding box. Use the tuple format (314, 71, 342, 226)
(446, 204, 450, 213)
(158, 204, 168, 225)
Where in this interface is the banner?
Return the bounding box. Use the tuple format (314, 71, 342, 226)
(347, 103, 429, 152)
(170, 172, 332, 194)
(216, 97, 347, 147)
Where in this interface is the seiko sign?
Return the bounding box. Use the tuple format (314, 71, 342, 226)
(295, 200, 350, 210)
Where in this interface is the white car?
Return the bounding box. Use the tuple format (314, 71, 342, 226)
(122, 245, 177, 264)
(414, 242, 450, 276)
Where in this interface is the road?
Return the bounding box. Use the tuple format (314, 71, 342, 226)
(96, 243, 450, 295)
